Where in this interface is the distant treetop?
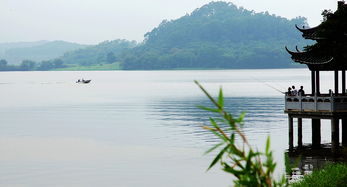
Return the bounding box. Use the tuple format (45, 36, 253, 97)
(123, 1, 308, 70)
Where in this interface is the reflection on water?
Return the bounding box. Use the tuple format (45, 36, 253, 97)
(285, 145, 347, 183)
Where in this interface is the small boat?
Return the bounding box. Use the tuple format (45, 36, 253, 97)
(76, 79, 91, 84)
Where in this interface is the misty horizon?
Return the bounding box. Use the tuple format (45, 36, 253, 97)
(1, 0, 337, 44)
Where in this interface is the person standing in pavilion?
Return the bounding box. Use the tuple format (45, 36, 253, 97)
(291, 85, 298, 96)
(298, 86, 305, 96)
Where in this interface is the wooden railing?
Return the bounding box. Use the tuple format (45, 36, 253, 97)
(285, 95, 347, 112)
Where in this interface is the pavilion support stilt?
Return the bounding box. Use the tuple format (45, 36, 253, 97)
(312, 119, 321, 148)
(342, 70, 346, 95)
(342, 119, 347, 147)
(298, 118, 303, 148)
(316, 71, 320, 95)
(311, 71, 315, 95)
(289, 116, 294, 151)
(331, 118, 340, 153)
(335, 70, 339, 95)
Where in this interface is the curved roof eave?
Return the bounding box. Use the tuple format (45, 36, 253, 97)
(295, 24, 319, 32)
(285, 46, 334, 64)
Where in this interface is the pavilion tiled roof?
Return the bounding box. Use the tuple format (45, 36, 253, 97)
(285, 1, 347, 70)
(285, 47, 333, 65)
(295, 25, 326, 40)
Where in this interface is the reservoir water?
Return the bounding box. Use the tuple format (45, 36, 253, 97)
(0, 69, 338, 187)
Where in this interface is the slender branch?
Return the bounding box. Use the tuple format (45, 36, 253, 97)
(195, 80, 250, 146)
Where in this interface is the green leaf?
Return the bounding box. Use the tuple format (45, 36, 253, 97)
(235, 112, 246, 125)
(266, 136, 270, 155)
(209, 118, 219, 129)
(229, 144, 244, 158)
(223, 163, 244, 178)
(210, 128, 228, 142)
(230, 133, 235, 144)
(197, 105, 219, 113)
(239, 112, 246, 120)
(218, 87, 224, 108)
(207, 145, 229, 171)
(195, 81, 220, 108)
(215, 118, 228, 124)
(205, 142, 225, 155)
(245, 150, 254, 170)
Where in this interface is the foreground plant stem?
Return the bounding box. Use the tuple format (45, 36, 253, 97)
(195, 80, 286, 187)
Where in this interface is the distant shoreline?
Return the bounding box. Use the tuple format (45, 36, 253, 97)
(0, 66, 306, 72)
(50, 65, 306, 71)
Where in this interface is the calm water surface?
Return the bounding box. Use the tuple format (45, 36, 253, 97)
(0, 69, 337, 187)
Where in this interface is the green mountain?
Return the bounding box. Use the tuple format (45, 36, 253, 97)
(0, 39, 137, 71)
(121, 1, 308, 70)
(0, 41, 49, 63)
(60, 39, 137, 66)
(1, 41, 86, 64)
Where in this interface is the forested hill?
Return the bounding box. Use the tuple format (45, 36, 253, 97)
(60, 40, 137, 66)
(122, 1, 308, 70)
(0, 41, 86, 64)
(0, 39, 137, 71)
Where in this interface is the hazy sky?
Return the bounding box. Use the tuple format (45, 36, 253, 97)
(0, 0, 337, 44)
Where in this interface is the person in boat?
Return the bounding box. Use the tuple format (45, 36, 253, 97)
(298, 86, 305, 96)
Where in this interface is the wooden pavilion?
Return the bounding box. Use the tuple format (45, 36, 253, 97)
(285, 1, 347, 153)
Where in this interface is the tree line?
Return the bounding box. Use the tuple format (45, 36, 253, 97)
(0, 59, 65, 71)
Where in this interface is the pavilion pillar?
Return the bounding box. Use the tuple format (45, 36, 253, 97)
(298, 118, 303, 148)
(331, 118, 340, 153)
(311, 70, 316, 95)
(312, 119, 321, 148)
(316, 71, 320, 95)
(342, 119, 347, 146)
(335, 70, 339, 95)
(342, 70, 346, 95)
(289, 116, 294, 151)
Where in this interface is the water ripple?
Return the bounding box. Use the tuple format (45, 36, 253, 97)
(146, 97, 286, 143)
